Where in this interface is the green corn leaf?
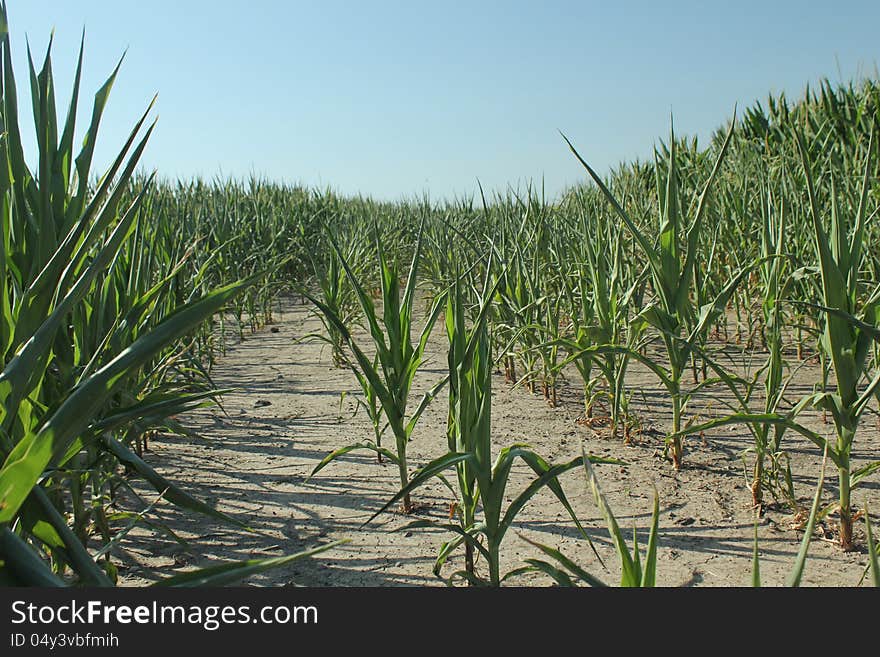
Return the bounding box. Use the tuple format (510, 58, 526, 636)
(851, 461, 880, 489)
(583, 451, 636, 586)
(100, 434, 249, 530)
(561, 132, 664, 285)
(28, 487, 113, 586)
(752, 512, 761, 588)
(519, 534, 607, 587)
(308, 442, 401, 479)
(153, 541, 345, 587)
(366, 452, 474, 525)
(0, 526, 66, 586)
(676, 116, 736, 312)
(787, 450, 827, 587)
(0, 276, 258, 524)
(641, 489, 660, 587)
(666, 412, 841, 468)
(523, 559, 575, 587)
(865, 504, 879, 587)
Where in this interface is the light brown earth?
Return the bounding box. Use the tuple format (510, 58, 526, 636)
(117, 297, 880, 587)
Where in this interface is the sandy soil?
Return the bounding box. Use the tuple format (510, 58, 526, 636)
(116, 297, 880, 587)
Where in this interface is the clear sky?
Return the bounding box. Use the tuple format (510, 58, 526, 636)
(7, 1, 880, 201)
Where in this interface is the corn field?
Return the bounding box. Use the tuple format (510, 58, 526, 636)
(1, 3, 879, 587)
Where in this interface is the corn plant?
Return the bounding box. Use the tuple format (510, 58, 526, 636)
(680, 125, 880, 542)
(559, 254, 598, 419)
(491, 220, 546, 396)
(0, 4, 336, 585)
(302, 234, 365, 367)
(370, 269, 618, 585)
(794, 125, 880, 550)
(688, 178, 802, 509)
(558, 214, 646, 439)
(748, 181, 791, 505)
(306, 225, 446, 513)
(563, 121, 751, 468)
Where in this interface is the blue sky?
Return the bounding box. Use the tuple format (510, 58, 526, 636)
(8, 1, 880, 201)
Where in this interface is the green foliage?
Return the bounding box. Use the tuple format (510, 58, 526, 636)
(305, 225, 446, 512)
(0, 4, 333, 586)
(521, 450, 660, 587)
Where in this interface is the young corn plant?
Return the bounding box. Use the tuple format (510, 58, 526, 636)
(686, 179, 802, 509)
(349, 354, 388, 462)
(687, 127, 880, 542)
(563, 120, 750, 468)
(559, 215, 646, 439)
(748, 181, 791, 507)
(559, 256, 597, 419)
(492, 228, 545, 396)
(370, 269, 618, 585)
(537, 293, 565, 407)
(302, 236, 362, 367)
(0, 5, 334, 585)
(794, 126, 880, 550)
(306, 225, 446, 513)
